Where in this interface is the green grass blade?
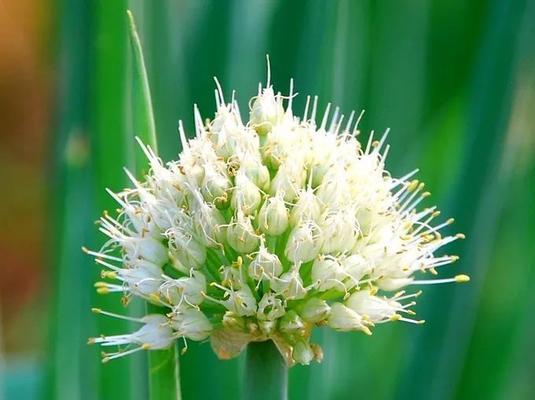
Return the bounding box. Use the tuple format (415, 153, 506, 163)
(398, 0, 527, 398)
(454, 6, 535, 397)
(127, 9, 157, 155)
(45, 1, 96, 399)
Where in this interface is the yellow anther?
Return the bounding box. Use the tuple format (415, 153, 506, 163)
(455, 274, 470, 283)
(456, 233, 466, 239)
(81, 246, 89, 253)
(91, 307, 102, 314)
(101, 271, 118, 279)
(362, 326, 372, 336)
(96, 287, 109, 295)
(390, 314, 402, 321)
(141, 343, 151, 350)
(422, 191, 431, 197)
(406, 180, 419, 192)
(447, 218, 455, 224)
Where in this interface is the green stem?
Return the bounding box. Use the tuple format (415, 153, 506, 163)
(147, 304, 182, 400)
(243, 341, 288, 400)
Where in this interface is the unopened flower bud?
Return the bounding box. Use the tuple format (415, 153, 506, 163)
(241, 156, 271, 191)
(201, 164, 231, 206)
(279, 310, 305, 334)
(192, 200, 226, 246)
(161, 271, 206, 306)
(320, 210, 358, 254)
(270, 159, 307, 202)
(250, 87, 284, 135)
(167, 228, 206, 272)
(290, 189, 322, 226)
(120, 260, 163, 296)
(210, 108, 244, 159)
(226, 211, 260, 253)
(128, 237, 168, 266)
(258, 193, 289, 236)
(376, 276, 414, 291)
(346, 290, 400, 322)
(311, 255, 346, 291)
(285, 221, 323, 263)
(300, 297, 330, 323)
(327, 303, 371, 335)
(231, 172, 262, 215)
(248, 244, 283, 281)
(171, 307, 212, 341)
(293, 341, 314, 365)
(342, 254, 372, 288)
(271, 266, 308, 300)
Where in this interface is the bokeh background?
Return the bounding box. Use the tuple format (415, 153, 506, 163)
(1, 0, 534, 399)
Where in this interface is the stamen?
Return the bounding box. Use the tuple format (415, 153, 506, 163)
(410, 274, 470, 285)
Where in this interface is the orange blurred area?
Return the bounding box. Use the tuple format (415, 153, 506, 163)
(0, 0, 51, 353)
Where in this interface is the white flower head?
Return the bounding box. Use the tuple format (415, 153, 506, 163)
(86, 65, 468, 365)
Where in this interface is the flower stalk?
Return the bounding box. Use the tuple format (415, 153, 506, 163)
(147, 305, 181, 400)
(244, 341, 288, 400)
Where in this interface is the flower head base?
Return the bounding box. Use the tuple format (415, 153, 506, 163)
(86, 71, 468, 366)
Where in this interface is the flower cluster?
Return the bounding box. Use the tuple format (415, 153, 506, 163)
(86, 75, 468, 365)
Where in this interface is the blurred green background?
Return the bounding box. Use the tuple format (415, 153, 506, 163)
(1, 0, 534, 399)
